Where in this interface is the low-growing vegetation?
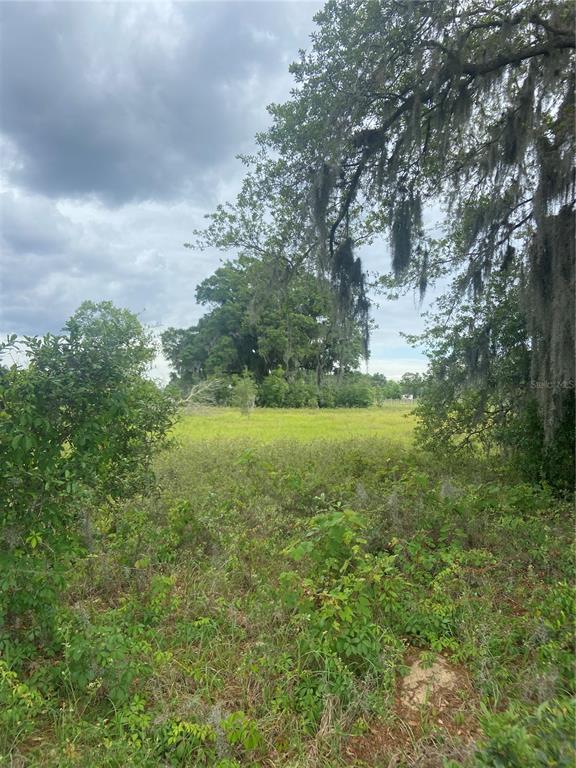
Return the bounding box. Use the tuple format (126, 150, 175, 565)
(172, 404, 415, 445)
(2, 399, 573, 766)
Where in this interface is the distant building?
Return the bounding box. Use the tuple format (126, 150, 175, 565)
(401, 394, 414, 401)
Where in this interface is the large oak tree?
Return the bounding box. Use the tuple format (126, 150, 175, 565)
(196, 0, 574, 458)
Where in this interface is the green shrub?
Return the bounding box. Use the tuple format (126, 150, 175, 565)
(257, 367, 289, 407)
(230, 370, 257, 414)
(0, 660, 45, 752)
(318, 379, 336, 408)
(112, 694, 152, 749)
(156, 719, 217, 765)
(221, 710, 263, 754)
(531, 581, 576, 692)
(56, 613, 153, 705)
(472, 699, 576, 767)
(334, 380, 374, 408)
(0, 302, 175, 644)
(279, 503, 403, 725)
(284, 377, 318, 408)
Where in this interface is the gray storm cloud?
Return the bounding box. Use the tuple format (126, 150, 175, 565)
(0, 2, 315, 204)
(0, 1, 430, 377)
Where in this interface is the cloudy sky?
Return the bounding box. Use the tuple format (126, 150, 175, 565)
(0, 0, 435, 381)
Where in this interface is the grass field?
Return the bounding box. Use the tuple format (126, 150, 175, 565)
(5, 407, 574, 768)
(173, 403, 416, 445)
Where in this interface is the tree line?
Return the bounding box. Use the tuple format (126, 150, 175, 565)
(160, 254, 425, 407)
(178, 0, 574, 489)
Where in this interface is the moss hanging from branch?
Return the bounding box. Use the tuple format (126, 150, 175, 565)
(330, 237, 370, 357)
(526, 205, 575, 441)
(390, 192, 423, 275)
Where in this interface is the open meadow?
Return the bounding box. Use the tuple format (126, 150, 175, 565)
(172, 403, 416, 445)
(4, 406, 574, 768)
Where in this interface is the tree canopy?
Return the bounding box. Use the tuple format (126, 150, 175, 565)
(192, 0, 574, 475)
(161, 256, 365, 390)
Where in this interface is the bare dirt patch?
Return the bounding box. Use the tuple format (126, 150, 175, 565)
(399, 653, 463, 721)
(343, 649, 480, 766)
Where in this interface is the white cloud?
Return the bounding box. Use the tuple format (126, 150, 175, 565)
(366, 356, 428, 380)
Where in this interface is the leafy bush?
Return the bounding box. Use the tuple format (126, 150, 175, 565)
(284, 376, 318, 408)
(257, 371, 396, 408)
(230, 369, 257, 414)
(221, 710, 262, 754)
(334, 380, 374, 407)
(257, 367, 290, 407)
(156, 719, 217, 765)
(531, 581, 576, 692)
(154, 711, 261, 766)
(0, 302, 175, 643)
(279, 503, 402, 725)
(0, 660, 45, 750)
(56, 613, 153, 705)
(472, 699, 576, 767)
(411, 279, 575, 491)
(318, 378, 337, 407)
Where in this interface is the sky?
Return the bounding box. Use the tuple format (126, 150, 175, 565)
(0, 0, 436, 382)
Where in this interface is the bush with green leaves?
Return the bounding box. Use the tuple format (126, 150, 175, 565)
(318, 377, 337, 407)
(0, 660, 45, 754)
(469, 698, 576, 768)
(530, 581, 575, 691)
(279, 503, 403, 726)
(0, 301, 175, 643)
(230, 369, 257, 414)
(284, 376, 318, 408)
(334, 379, 374, 408)
(56, 613, 154, 705)
(221, 710, 263, 755)
(411, 277, 575, 491)
(257, 367, 290, 407)
(156, 719, 217, 765)
(154, 710, 261, 766)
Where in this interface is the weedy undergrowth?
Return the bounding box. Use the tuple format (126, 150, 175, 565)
(1, 423, 573, 767)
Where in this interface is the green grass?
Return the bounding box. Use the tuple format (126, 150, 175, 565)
(3, 408, 574, 768)
(172, 403, 416, 445)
